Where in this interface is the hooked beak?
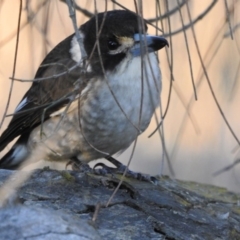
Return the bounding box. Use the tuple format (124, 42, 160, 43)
(130, 34, 169, 57)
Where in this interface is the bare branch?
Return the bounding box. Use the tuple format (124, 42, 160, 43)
(0, 0, 22, 129)
(186, 1, 240, 146)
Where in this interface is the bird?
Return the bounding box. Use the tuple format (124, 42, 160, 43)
(0, 10, 168, 175)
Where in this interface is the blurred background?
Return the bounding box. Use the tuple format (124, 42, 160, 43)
(0, 0, 240, 192)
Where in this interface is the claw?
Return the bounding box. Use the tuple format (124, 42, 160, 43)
(93, 162, 116, 175)
(66, 157, 91, 172)
(102, 156, 159, 184)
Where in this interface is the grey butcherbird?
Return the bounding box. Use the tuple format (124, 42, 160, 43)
(0, 10, 168, 177)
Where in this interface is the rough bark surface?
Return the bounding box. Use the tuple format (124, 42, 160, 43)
(0, 168, 239, 240)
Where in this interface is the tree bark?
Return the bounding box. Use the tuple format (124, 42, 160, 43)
(0, 168, 239, 240)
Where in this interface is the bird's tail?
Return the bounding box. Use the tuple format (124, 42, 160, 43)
(0, 134, 30, 169)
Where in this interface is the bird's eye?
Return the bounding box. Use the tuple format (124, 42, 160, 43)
(108, 39, 120, 50)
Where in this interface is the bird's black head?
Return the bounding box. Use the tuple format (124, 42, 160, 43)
(80, 10, 168, 75)
(80, 10, 147, 74)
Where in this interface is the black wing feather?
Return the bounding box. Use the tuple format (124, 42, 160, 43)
(0, 34, 83, 151)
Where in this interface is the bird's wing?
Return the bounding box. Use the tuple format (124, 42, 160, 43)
(0, 34, 88, 151)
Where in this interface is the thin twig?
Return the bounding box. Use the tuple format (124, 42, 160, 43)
(186, 1, 240, 146)
(164, 0, 219, 37)
(0, 0, 49, 49)
(224, 0, 233, 40)
(148, 0, 187, 23)
(10, 62, 80, 82)
(213, 159, 240, 176)
(0, 0, 22, 129)
(106, 138, 138, 207)
(66, 0, 87, 59)
(177, 0, 197, 100)
(170, 21, 226, 161)
(148, 0, 174, 138)
(111, 0, 163, 33)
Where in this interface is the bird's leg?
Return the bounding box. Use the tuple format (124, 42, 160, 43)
(93, 155, 158, 183)
(66, 156, 91, 172)
(66, 156, 158, 183)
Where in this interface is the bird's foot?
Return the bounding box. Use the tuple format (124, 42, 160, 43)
(93, 156, 158, 184)
(66, 157, 92, 172)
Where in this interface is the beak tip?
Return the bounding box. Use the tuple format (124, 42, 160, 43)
(150, 36, 169, 51)
(159, 37, 169, 49)
(165, 40, 169, 48)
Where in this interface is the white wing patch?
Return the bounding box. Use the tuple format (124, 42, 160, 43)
(15, 97, 28, 112)
(11, 144, 28, 165)
(69, 33, 92, 72)
(70, 35, 83, 63)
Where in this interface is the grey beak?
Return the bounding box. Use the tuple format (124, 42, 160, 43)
(131, 34, 169, 56)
